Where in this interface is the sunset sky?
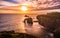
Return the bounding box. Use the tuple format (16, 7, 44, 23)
(0, 0, 60, 14)
(0, 0, 60, 6)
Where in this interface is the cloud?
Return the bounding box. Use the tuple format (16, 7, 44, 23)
(0, 1, 18, 6)
(0, 0, 60, 10)
(36, 0, 60, 8)
(12, 0, 27, 4)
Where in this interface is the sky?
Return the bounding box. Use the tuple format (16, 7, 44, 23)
(0, 0, 60, 6)
(0, 0, 60, 9)
(0, 0, 60, 14)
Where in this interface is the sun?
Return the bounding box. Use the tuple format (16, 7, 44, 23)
(20, 6, 28, 11)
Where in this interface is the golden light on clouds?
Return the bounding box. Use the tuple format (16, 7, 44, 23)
(20, 6, 28, 11)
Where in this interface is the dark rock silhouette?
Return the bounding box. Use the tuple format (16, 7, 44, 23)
(36, 12, 60, 38)
(0, 31, 37, 38)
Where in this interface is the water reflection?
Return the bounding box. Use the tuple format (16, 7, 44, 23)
(0, 14, 41, 34)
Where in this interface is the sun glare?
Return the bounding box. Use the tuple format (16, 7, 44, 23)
(20, 6, 28, 11)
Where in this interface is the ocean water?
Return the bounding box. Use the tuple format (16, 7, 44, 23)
(0, 14, 53, 38)
(0, 14, 24, 32)
(0, 14, 38, 32)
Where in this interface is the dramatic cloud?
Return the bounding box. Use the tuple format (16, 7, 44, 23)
(0, 1, 18, 6)
(0, 0, 60, 9)
(0, 0, 19, 6)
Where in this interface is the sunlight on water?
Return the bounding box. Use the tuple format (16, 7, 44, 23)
(0, 14, 42, 34)
(15, 15, 26, 33)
